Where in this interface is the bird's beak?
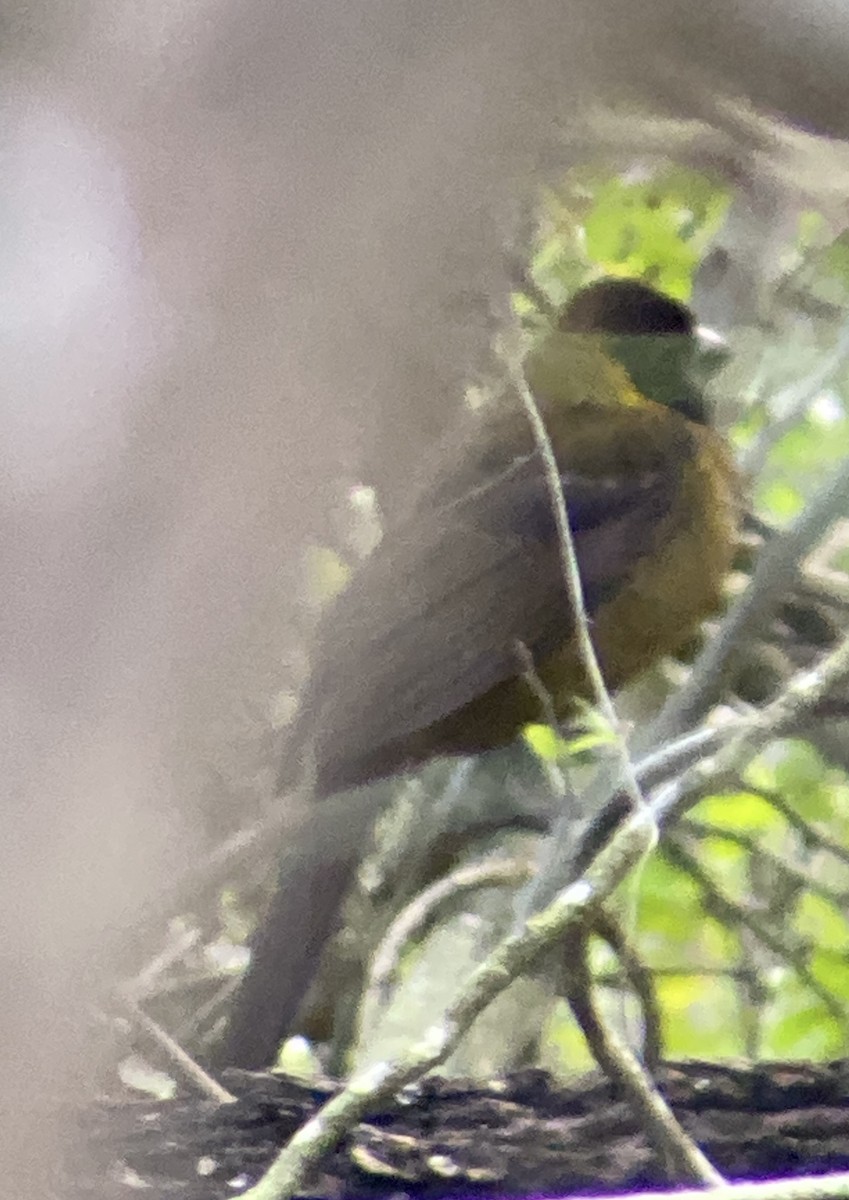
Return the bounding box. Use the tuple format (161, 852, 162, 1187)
(693, 324, 731, 382)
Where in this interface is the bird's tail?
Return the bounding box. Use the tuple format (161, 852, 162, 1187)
(210, 788, 382, 1070)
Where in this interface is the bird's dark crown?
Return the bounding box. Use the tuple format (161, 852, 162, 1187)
(559, 278, 719, 425)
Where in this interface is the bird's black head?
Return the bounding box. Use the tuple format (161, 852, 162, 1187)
(559, 278, 695, 338)
(559, 278, 727, 425)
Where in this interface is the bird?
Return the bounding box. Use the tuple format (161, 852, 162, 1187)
(211, 277, 740, 1070)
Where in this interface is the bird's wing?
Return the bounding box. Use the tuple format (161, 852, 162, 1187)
(296, 449, 683, 791)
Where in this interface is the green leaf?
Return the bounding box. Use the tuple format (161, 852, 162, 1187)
(692, 791, 784, 835)
(522, 722, 570, 762)
(794, 893, 849, 954)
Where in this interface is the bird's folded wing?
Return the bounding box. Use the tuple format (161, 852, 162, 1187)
(295, 454, 680, 791)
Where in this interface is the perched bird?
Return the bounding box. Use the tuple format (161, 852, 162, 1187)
(212, 277, 739, 1069)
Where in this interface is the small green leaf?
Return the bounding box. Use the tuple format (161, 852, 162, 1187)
(522, 722, 569, 762)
